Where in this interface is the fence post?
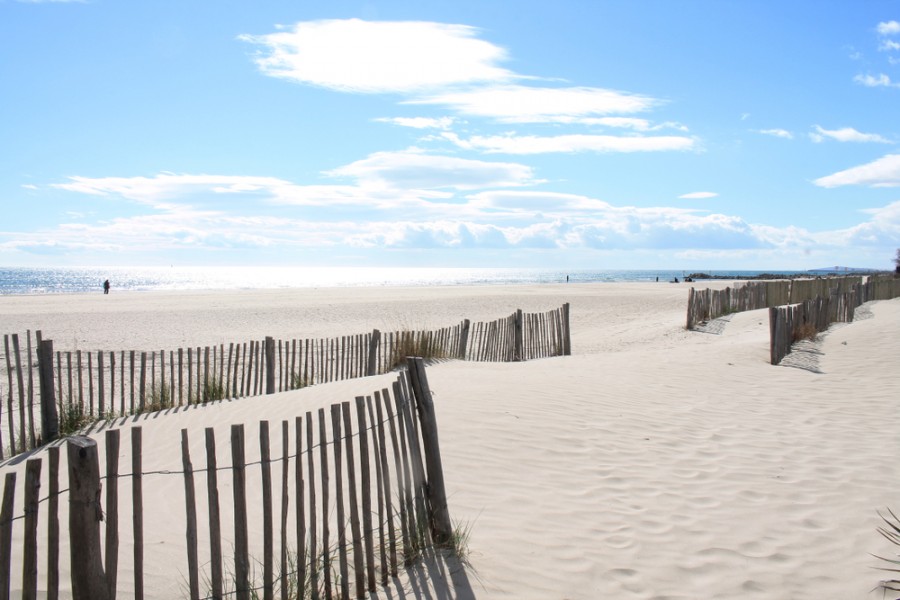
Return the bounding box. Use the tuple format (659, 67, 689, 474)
(367, 329, 381, 376)
(562, 303, 572, 356)
(405, 357, 453, 545)
(265, 337, 275, 395)
(66, 436, 109, 600)
(38, 340, 59, 444)
(514, 309, 524, 362)
(458, 319, 470, 360)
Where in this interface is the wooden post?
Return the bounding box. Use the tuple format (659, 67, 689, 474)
(67, 436, 109, 600)
(367, 330, 381, 377)
(0, 473, 15, 600)
(341, 402, 365, 598)
(26, 331, 36, 448)
(458, 320, 470, 360)
(562, 303, 572, 356)
(131, 428, 144, 600)
(279, 421, 289, 600)
(231, 425, 250, 600)
(139, 352, 147, 413)
(181, 430, 200, 600)
(39, 340, 59, 444)
(405, 358, 453, 545)
(105, 430, 120, 600)
(318, 409, 332, 598)
(330, 406, 349, 600)
(22, 458, 41, 600)
(294, 417, 307, 599)
(47, 447, 60, 600)
(12, 335, 26, 454)
(205, 428, 223, 600)
(768, 307, 779, 365)
(354, 397, 376, 592)
(305, 413, 318, 599)
(265, 337, 276, 395)
(259, 422, 274, 600)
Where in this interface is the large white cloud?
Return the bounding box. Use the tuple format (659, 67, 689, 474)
(813, 154, 900, 188)
(239, 19, 514, 93)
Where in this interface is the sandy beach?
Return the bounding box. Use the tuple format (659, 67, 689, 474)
(1, 281, 898, 599)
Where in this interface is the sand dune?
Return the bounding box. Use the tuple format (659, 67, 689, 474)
(0, 283, 897, 599)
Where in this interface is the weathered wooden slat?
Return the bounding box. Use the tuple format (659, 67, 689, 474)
(0, 473, 16, 600)
(330, 406, 349, 600)
(105, 430, 120, 600)
(132, 428, 144, 600)
(260, 421, 274, 600)
(354, 396, 376, 592)
(47, 447, 59, 600)
(204, 428, 223, 600)
(231, 424, 250, 600)
(181, 429, 200, 600)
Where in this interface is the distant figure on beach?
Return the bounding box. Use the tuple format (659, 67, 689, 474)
(673, 277, 679, 283)
(566, 275, 569, 283)
(103, 279, 110, 294)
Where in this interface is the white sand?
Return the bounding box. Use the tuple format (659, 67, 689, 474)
(1, 282, 898, 599)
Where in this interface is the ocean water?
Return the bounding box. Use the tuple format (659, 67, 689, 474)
(0, 266, 816, 295)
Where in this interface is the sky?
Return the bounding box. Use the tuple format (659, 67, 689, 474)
(1, 0, 899, 271)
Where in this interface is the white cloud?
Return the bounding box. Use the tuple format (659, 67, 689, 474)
(51, 174, 293, 208)
(20, 172, 900, 261)
(375, 117, 455, 130)
(877, 21, 900, 36)
(441, 132, 694, 154)
(678, 192, 718, 199)
(239, 19, 515, 93)
(813, 154, 900, 188)
(757, 129, 793, 139)
(881, 40, 900, 51)
(854, 73, 899, 87)
(325, 149, 540, 190)
(809, 125, 892, 144)
(408, 84, 658, 123)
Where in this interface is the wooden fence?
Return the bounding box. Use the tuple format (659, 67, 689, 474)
(768, 292, 857, 365)
(686, 276, 868, 330)
(768, 275, 900, 365)
(1, 304, 571, 459)
(0, 357, 450, 599)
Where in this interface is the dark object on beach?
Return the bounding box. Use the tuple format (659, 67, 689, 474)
(103, 279, 110, 294)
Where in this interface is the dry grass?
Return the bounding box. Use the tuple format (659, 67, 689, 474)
(792, 322, 819, 343)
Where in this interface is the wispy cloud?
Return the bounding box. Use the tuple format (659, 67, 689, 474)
(441, 132, 695, 154)
(813, 154, 900, 188)
(375, 117, 455, 130)
(408, 84, 658, 123)
(239, 19, 515, 93)
(325, 149, 541, 190)
(854, 73, 899, 88)
(757, 129, 793, 139)
(678, 192, 718, 199)
(809, 125, 892, 144)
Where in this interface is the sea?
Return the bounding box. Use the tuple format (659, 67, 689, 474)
(0, 266, 826, 295)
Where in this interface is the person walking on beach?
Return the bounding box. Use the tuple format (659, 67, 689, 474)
(103, 279, 110, 294)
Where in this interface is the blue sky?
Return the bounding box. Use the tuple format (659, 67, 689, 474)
(2, 0, 899, 270)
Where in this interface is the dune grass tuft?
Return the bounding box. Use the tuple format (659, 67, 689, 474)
(876, 508, 900, 599)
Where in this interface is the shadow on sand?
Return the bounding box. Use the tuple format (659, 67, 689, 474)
(376, 547, 478, 600)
